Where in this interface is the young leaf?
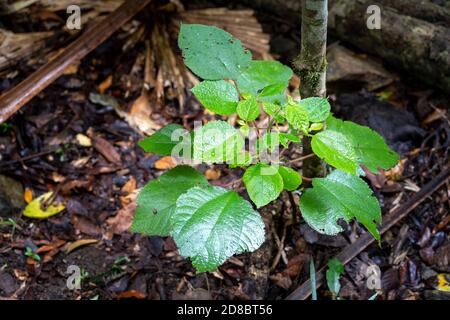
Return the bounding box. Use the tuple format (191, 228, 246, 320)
(138, 124, 185, 156)
(193, 120, 244, 163)
(286, 103, 309, 134)
(171, 185, 265, 272)
(192, 80, 239, 116)
(262, 102, 284, 123)
(312, 117, 399, 174)
(131, 166, 208, 236)
(278, 166, 302, 191)
(243, 163, 283, 208)
(260, 83, 287, 97)
(236, 96, 260, 121)
(326, 258, 345, 297)
(300, 170, 382, 240)
(237, 60, 292, 102)
(299, 97, 331, 123)
(279, 133, 301, 148)
(178, 24, 251, 80)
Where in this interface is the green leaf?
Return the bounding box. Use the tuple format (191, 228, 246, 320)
(286, 103, 309, 134)
(229, 151, 252, 168)
(262, 102, 284, 123)
(178, 24, 251, 80)
(279, 133, 301, 148)
(192, 80, 239, 115)
(312, 117, 399, 174)
(236, 96, 260, 121)
(243, 163, 283, 208)
(299, 97, 331, 123)
(193, 120, 244, 163)
(171, 185, 265, 272)
(326, 258, 344, 297)
(278, 166, 302, 191)
(237, 60, 292, 102)
(300, 170, 382, 240)
(260, 83, 287, 97)
(131, 166, 208, 236)
(138, 124, 185, 156)
(311, 129, 358, 174)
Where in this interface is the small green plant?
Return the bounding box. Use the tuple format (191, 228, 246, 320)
(24, 246, 40, 262)
(326, 258, 344, 299)
(131, 24, 399, 272)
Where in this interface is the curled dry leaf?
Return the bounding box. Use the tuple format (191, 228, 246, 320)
(107, 192, 138, 235)
(65, 239, 98, 254)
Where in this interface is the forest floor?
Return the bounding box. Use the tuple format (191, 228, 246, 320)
(0, 1, 449, 300)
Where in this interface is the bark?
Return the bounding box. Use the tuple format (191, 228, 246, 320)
(295, 0, 328, 179)
(211, 0, 450, 94)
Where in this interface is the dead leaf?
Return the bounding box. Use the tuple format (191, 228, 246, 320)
(205, 169, 221, 180)
(63, 63, 79, 75)
(107, 201, 137, 235)
(98, 75, 113, 94)
(121, 177, 137, 194)
(92, 136, 121, 165)
(76, 133, 92, 147)
(23, 188, 33, 203)
(269, 273, 292, 290)
(72, 216, 102, 236)
(154, 156, 176, 170)
(282, 254, 308, 279)
(65, 239, 98, 254)
(113, 94, 161, 135)
(22, 192, 65, 219)
(116, 290, 146, 299)
(436, 274, 450, 292)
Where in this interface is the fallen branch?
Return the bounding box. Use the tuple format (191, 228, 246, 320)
(0, 0, 152, 123)
(286, 166, 450, 300)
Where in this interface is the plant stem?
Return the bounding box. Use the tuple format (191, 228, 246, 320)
(294, 0, 328, 180)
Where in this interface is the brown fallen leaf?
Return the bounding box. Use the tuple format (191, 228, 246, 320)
(36, 239, 66, 254)
(98, 75, 113, 94)
(154, 156, 177, 170)
(65, 239, 98, 254)
(92, 136, 121, 165)
(116, 290, 146, 299)
(121, 176, 137, 194)
(113, 94, 161, 135)
(205, 168, 221, 180)
(107, 200, 137, 235)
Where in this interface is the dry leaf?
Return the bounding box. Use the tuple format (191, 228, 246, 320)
(98, 75, 113, 94)
(154, 156, 176, 170)
(76, 133, 92, 147)
(65, 239, 98, 254)
(114, 94, 161, 135)
(116, 290, 146, 299)
(107, 200, 137, 235)
(22, 192, 65, 219)
(92, 136, 121, 165)
(205, 168, 221, 180)
(23, 188, 33, 203)
(121, 177, 137, 194)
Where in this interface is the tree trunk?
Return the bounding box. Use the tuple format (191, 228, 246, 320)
(210, 0, 450, 94)
(295, 0, 328, 180)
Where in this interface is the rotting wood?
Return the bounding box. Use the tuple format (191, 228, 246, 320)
(0, 0, 152, 124)
(286, 166, 450, 300)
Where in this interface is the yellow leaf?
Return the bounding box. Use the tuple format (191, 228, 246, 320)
(76, 133, 92, 147)
(23, 192, 65, 219)
(65, 239, 98, 254)
(436, 274, 450, 292)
